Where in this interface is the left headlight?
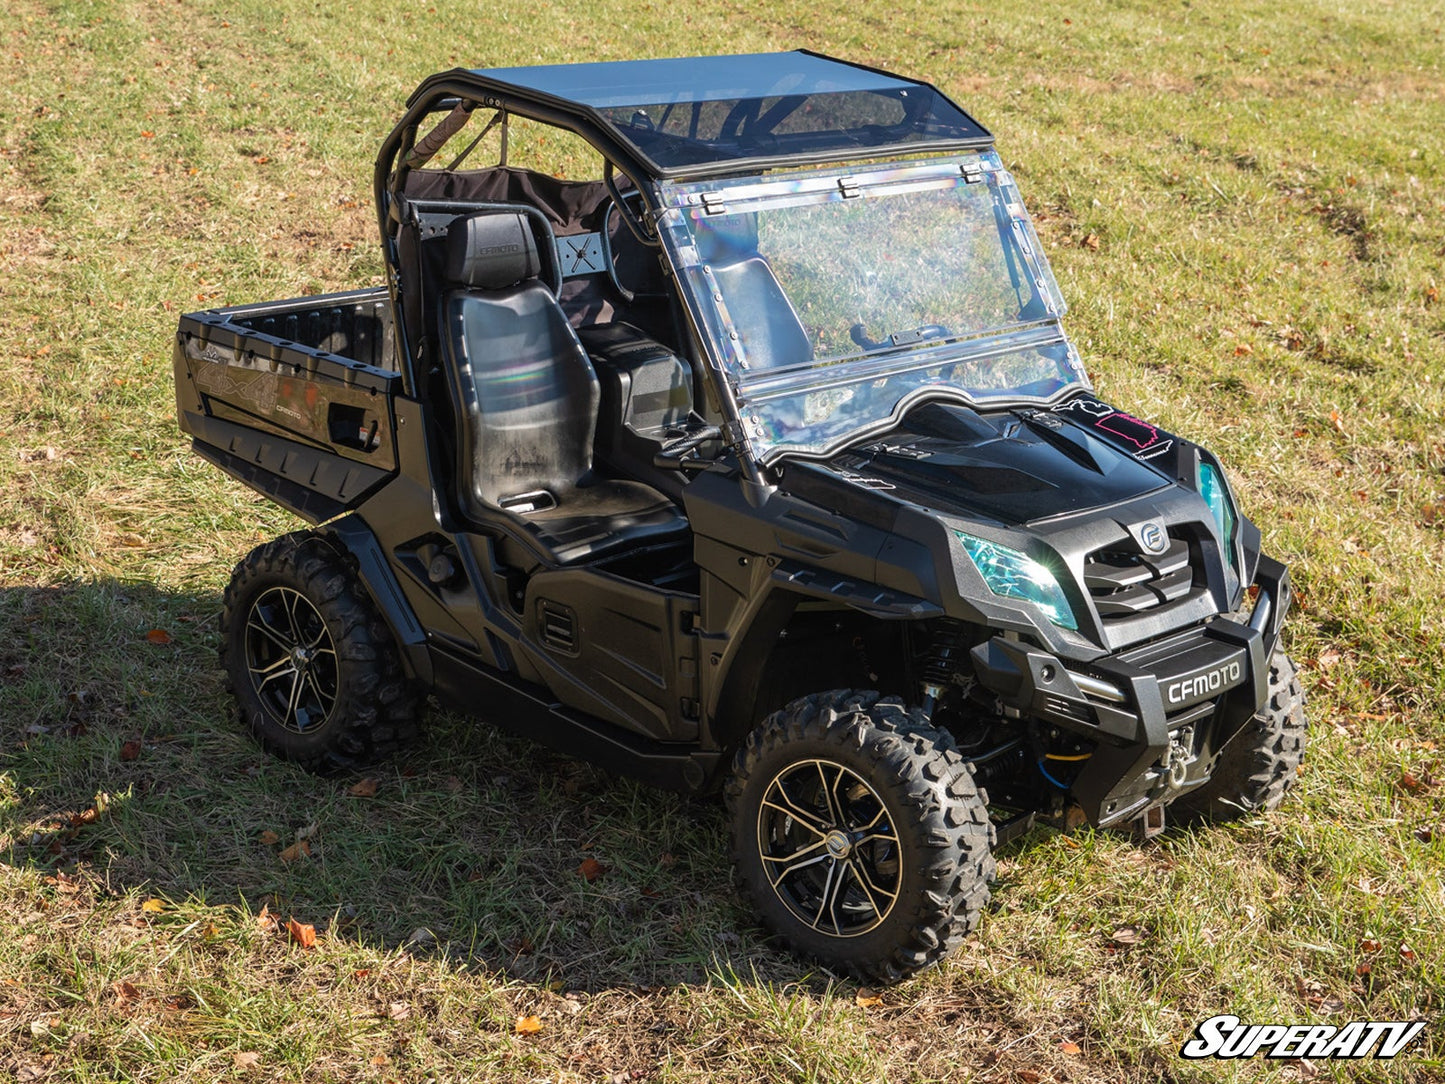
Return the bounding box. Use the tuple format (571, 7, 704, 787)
(1197, 460, 1237, 563)
(956, 532, 1078, 631)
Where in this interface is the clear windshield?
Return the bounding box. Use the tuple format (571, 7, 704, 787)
(656, 153, 1090, 461)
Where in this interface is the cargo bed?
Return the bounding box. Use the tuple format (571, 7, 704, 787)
(172, 287, 404, 523)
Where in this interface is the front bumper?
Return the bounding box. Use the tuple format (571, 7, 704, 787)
(970, 555, 1291, 828)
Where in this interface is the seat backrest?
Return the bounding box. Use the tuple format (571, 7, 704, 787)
(441, 212, 600, 516)
(695, 221, 813, 370)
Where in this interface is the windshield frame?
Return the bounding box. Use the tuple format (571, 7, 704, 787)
(653, 152, 1092, 464)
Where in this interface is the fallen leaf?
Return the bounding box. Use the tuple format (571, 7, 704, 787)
(369, 1053, 389, 1067)
(1414, 826, 1434, 843)
(514, 1014, 543, 1035)
(69, 808, 98, 827)
(279, 840, 312, 863)
(1398, 772, 1424, 794)
(286, 918, 317, 948)
(233, 1051, 261, 1070)
(258, 830, 280, 845)
(1329, 410, 1346, 434)
(255, 904, 278, 932)
(113, 980, 141, 1004)
(1059, 1040, 1082, 1055)
(141, 898, 165, 914)
(659, 851, 677, 868)
(444, 775, 463, 792)
(577, 858, 606, 882)
(1399, 943, 1417, 963)
(1234, 343, 1253, 356)
(386, 1001, 411, 1021)
(348, 777, 380, 798)
(855, 988, 883, 1007)
(144, 629, 172, 645)
(1360, 938, 1381, 954)
(1110, 925, 1146, 944)
(352, 968, 372, 979)
(1080, 233, 1100, 251)
(119, 740, 142, 761)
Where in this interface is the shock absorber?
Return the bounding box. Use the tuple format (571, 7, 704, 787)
(919, 620, 971, 717)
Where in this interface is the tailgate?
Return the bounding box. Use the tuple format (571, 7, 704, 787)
(174, 289, 404, 523)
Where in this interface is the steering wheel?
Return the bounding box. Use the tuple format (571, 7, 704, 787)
(849, 322, 954, 351)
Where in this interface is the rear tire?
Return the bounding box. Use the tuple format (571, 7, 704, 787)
(220, 531, 422, 770)
(1172, 651, 1307, 822)
(726, 690, 994, 984)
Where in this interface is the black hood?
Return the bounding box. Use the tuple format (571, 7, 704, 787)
(810, 402, 1171, 525)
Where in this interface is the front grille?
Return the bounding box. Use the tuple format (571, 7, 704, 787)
(1084, 536, 1193, 619)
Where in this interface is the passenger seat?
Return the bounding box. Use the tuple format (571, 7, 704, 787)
(439, 211, 687, 564)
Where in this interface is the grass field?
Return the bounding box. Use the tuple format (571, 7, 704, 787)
(2, 0, 1443, 1080)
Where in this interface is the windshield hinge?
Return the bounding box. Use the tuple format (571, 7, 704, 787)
(960, 163, 985, 184)
(837, 176, 861, 199)
(699, 191, 728, 216)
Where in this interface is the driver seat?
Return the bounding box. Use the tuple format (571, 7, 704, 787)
(440, 211, 686, 564)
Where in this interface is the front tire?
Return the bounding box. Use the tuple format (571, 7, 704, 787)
(220, 531, 422, 770)
(726, 691, 995, 984)
(1172, 651, 1307, 822)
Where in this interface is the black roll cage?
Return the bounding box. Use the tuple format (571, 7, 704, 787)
(372, 62, 991, 488)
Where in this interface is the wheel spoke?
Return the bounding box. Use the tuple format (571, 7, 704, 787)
(855, 825, 898, 848)
(761, 836, 828, 866)
(855, 804, 892, 834)
(254, 663, 297, 691)
(812, 858, 844, 934)
(846, 857, 898, 919)
(284, 668, 305, 727)
(303, 670, 332, 719)
(816, 760, 846, 827)
(250, 653, 294, 677)
(768, 850, 831, 890)
(282, 590, 304, 644)
(247, 613, 292, 654)
(762, 780, 830, 835)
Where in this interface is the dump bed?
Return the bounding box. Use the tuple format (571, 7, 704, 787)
(173, 287, 404, 524)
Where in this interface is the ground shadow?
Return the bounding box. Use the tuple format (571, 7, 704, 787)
(0, 578, 836, 994)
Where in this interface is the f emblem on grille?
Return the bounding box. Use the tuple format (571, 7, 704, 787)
(1139, 522, 1167, 554)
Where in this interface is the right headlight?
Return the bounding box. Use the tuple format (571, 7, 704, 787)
(1197, 460, 1238, 565)
(956, 532, 1078, 631)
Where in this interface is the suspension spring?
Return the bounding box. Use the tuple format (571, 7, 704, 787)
(919, 620, 972, 716)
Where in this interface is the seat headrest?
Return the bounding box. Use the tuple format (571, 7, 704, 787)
(446, 212, 541, 289)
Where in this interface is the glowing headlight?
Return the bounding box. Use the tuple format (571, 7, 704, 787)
(1197, 461, 1237, 562)
(956, 532, 1078, 631)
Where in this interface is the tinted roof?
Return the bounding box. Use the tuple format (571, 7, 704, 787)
(469, 51, 991, 175)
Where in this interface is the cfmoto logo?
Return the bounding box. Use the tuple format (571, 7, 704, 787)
(1139, 522, 1167, 554)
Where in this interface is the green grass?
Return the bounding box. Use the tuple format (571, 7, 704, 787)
(2, 0, 1444, 1079)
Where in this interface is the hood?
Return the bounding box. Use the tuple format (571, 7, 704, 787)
(810, 402, 1171, 525)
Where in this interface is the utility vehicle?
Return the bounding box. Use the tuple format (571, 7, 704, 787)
(173, 52, 1307, 983)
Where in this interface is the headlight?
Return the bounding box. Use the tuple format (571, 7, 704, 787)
(1197, 461, 1237, 560)
(956, 532, 1078, 631)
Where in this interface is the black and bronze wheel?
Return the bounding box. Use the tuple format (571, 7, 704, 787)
(242, 585, 340, 736)
(726, 690, 995, 984)
(220, 531, 421, 770)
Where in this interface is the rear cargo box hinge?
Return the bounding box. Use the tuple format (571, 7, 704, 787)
(700, 191, 728, 216)
(838, 176, 861, 199)
(961, 163, 984, 184)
